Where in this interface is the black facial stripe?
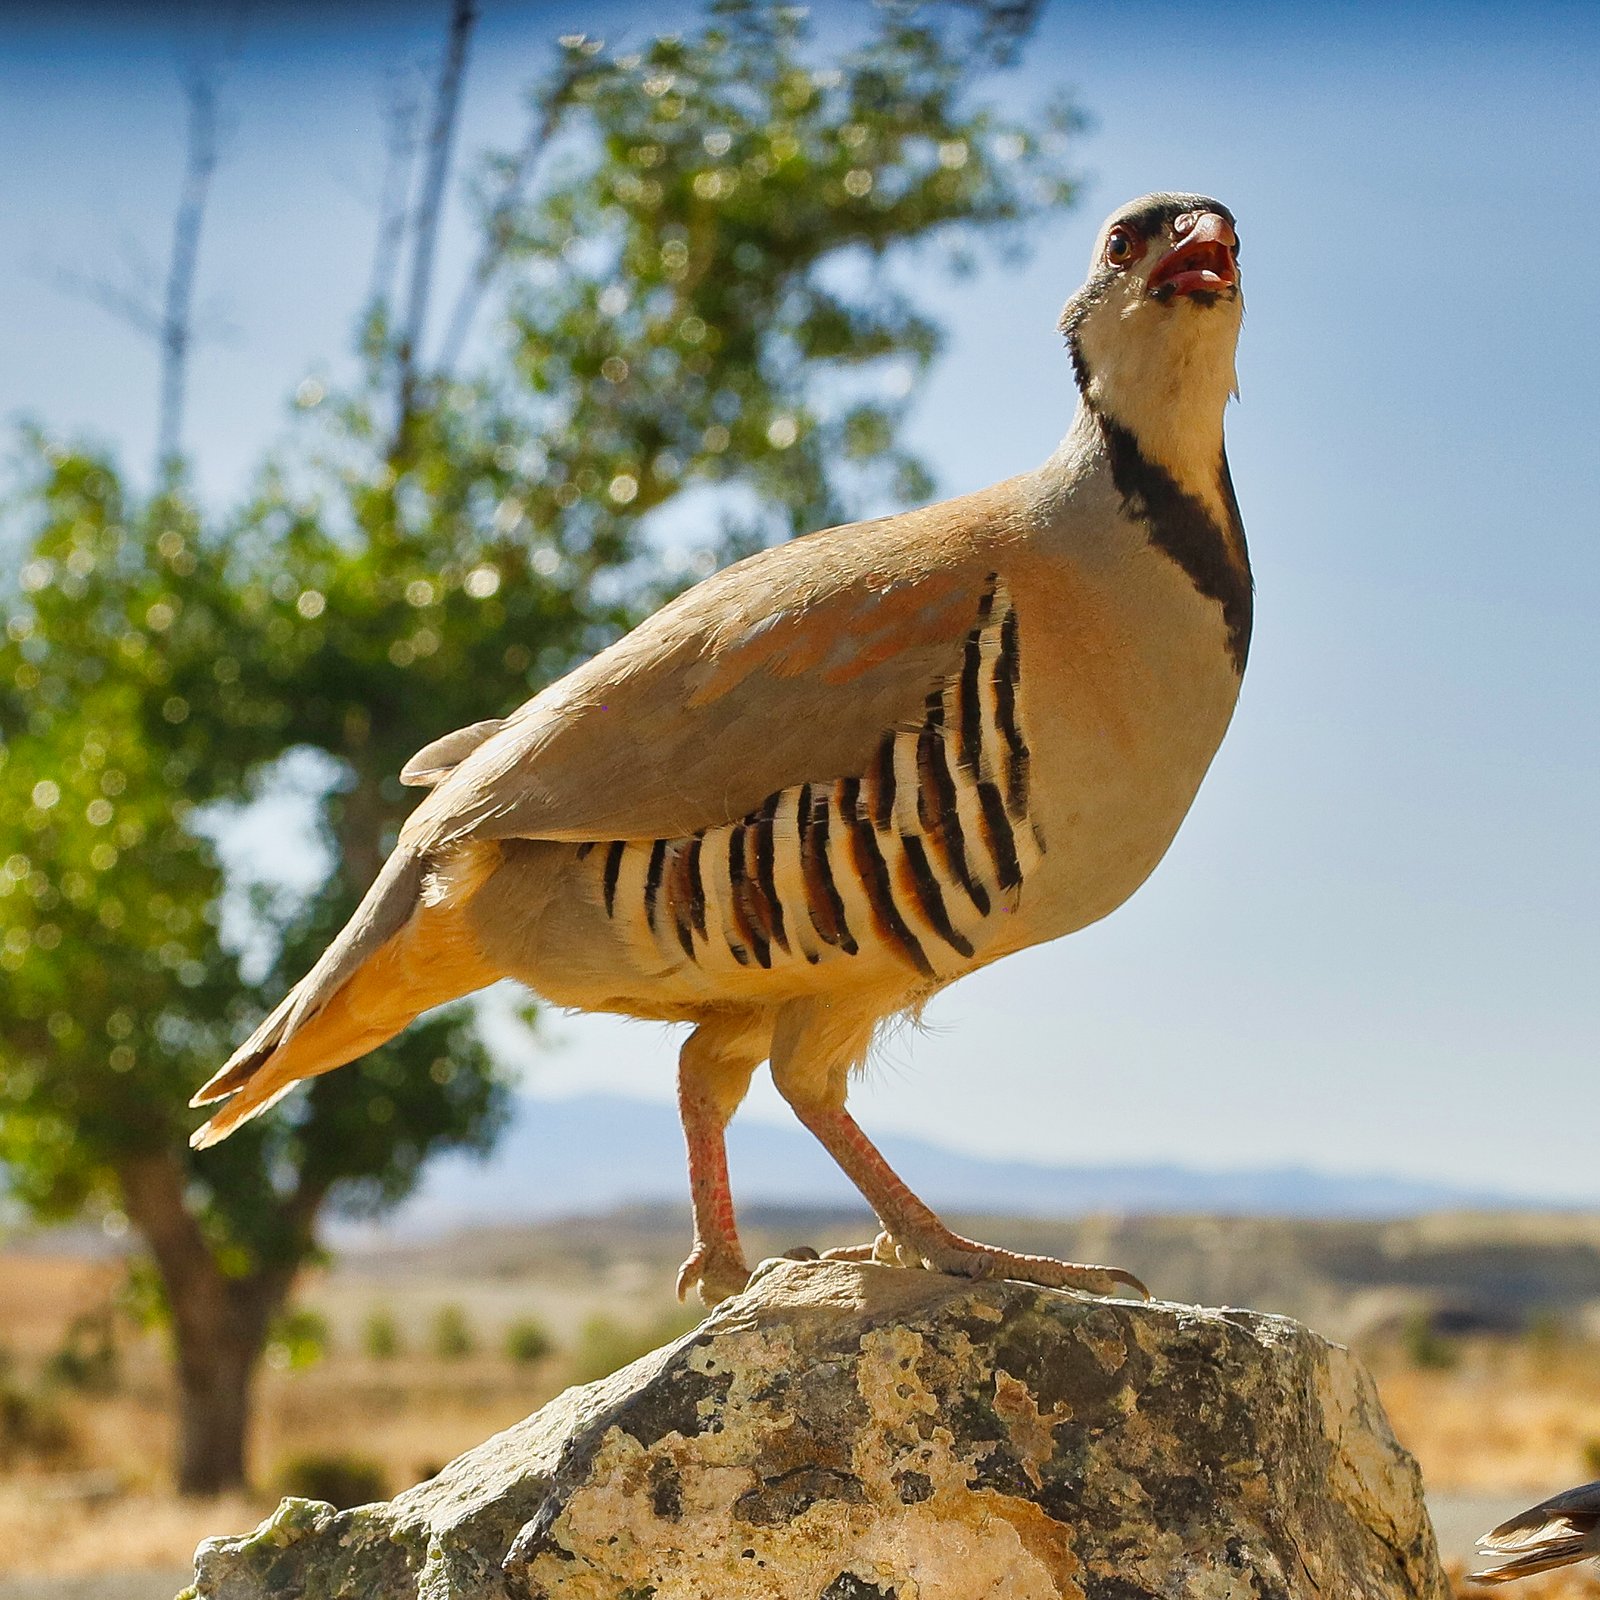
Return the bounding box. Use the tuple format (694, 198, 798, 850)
(899, 834, 975, 959)
(602, 840, 625, 917)
(1098, 412, 1252, 673)
(1149, 284, 1233, 309)
(1058, 267, 1118, 359)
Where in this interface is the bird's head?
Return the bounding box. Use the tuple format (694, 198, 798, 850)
(1059, 193, 1243, 480)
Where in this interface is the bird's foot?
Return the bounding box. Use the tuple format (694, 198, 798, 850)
(817, 1240, 878, 1262)
(826, 1227, 1148, 1300)
(675, 1240, 753, 1307)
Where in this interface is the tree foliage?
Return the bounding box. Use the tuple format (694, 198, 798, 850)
(0, 0, 1078, 1491)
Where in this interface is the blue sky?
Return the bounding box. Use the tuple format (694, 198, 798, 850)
(2, 2, 1597, 1201)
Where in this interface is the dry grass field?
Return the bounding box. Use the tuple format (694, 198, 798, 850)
(0, 1238, 700, 1582)
(4, 1213, 1600, 1596)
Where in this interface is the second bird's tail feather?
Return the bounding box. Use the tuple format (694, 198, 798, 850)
(1472, 1482, 1600, 1585)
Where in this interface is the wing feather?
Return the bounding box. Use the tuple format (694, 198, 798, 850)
(403, 485, 1026, 852)
(399, 719, 506, 787)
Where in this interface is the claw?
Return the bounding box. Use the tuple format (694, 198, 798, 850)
(1105, 1266, 1152, 1300)
(675, 1243, 752, 1307)
(673, 1258, 697, 1302)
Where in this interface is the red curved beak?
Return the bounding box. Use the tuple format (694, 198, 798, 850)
(1147, 211, 1238, 299)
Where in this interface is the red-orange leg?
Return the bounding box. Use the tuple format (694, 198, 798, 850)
(794, 1101, 1148, 1300)
(676, 1079, 751, 1304)
(674, 1017, 766, 1306)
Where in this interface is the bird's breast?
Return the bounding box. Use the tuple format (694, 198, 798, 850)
(1001, 528, 1244, 946)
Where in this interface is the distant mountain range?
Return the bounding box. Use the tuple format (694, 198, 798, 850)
(382, 1092, 1533, 1235)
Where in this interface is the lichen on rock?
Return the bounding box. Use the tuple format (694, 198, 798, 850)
(186, 1257, 1448, 1599)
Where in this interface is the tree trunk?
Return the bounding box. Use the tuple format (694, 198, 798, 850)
(117, 1151, 291, 1496)
(173, 1287, 264, 1495)
(336, 761, 393, 898)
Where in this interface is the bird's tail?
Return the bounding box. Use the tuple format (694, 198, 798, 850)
(189, 843, 500, 1148)
(1472, 1481, 1600, 1584)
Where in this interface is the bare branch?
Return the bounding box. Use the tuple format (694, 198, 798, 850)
(38, 58, 228, 485)
(433, 55, 586, 379)
(943, 0, 1045, 63)
(155, 65, 222, 480)
(38, 225, 166, 342)
(45, 264, 163, 338)
(366, 64, 426, 316)
(391, 0, 478, 457)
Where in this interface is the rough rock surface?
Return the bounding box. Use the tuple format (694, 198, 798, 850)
(185, 1257, 1448, 1599)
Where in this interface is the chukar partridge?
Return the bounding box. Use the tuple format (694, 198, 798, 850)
(1474, 1482, 1600, 1584)
(192, 193, 1251, 1307)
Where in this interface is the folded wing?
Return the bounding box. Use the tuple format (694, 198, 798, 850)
(400, 502, 1009, 854)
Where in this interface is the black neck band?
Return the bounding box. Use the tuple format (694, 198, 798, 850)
(1094, 407, 1252, 674)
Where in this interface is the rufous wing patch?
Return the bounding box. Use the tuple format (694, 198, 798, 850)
(684, 572, 972, 708)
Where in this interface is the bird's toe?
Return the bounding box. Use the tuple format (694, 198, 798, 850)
(893, 1229, 1150, 1300)
(819, 1239, 883, 1263)
(675, 1243, 752, 1307)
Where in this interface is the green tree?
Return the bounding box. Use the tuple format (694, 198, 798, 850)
(0, 1, 1077, 1494)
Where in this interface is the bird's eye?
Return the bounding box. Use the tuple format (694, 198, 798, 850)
(1104, 228, 1139, 268)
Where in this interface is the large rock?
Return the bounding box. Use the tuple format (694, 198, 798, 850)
(186, 1258, 1447, 1599)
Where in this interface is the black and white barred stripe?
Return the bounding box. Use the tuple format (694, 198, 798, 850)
(586, 574, 1040, 980)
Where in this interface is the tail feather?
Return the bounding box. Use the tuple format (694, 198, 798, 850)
(1471, 1537, 1594, 1583)
(282, 850, 427, 1039)
(190, 990, 299, 1107)
(1472, 1482, 1600, 1585)
(190, 844, 499, 1149)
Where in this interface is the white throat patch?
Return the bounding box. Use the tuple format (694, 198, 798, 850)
(1072, 281, 1241, 514)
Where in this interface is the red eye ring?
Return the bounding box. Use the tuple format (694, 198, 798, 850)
(1104, 227, 1139, 268)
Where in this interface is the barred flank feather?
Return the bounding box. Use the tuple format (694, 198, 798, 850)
(587, 577, 1041, 983)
